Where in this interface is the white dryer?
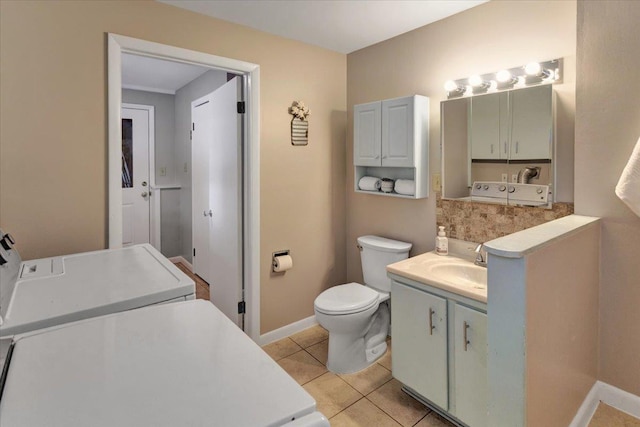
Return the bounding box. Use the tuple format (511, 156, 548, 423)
(0, 230, 195, 339)
(0, 300, 328, 427)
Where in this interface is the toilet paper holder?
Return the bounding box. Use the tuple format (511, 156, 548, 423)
(272, 250, 291, 272)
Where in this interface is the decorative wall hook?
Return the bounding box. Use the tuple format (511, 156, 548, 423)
(289, 101, 310, 146)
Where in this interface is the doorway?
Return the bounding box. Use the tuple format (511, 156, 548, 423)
(107, 34, 261, 340)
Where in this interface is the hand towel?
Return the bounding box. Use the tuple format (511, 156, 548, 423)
(359, 176, 381, 192)
(395, 179, 416, 196)
(615, 136, 640, 217)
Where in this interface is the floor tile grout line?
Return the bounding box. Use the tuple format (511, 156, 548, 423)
(411, 410, 434, 427)
(327, 396, 367, 421)
(362, 395, 410, 427)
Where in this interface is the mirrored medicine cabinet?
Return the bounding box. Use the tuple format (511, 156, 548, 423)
(441, 84, 555, 207)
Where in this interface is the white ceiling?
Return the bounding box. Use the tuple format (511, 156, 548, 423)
(122, 54, 210, 94)
(158, 0, 487, 54)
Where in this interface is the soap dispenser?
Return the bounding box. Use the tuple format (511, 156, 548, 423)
(436, 226, 449, 256)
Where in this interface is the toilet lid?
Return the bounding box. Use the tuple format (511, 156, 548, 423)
(314, 283, 379, 315)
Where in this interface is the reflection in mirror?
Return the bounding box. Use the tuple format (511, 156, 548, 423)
(441, 84, 554, 207)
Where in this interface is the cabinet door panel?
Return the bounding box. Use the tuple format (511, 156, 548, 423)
(382, 97, 414, 167)
(354, 101, 382, 166)
(470, 93, 501, 160)
(510, 85, 552, 160)
(454, 304, 488, 427)
(391, 282, 448, 409)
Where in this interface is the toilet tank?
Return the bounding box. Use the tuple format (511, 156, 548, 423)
(358, 235, 412, 293)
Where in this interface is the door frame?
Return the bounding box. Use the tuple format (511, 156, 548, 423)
(121, 103, 159, 250)
(107, 34, 261, 341)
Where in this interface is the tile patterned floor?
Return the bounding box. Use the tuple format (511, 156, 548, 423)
(264, 325, 640, 427)
(262, 325, 454, 427)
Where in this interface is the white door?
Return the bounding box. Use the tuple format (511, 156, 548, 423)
(192, 77, 243, 328)
(122, 106, 151, 246)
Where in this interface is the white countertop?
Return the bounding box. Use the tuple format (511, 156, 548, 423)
(483, 214, 600, 258)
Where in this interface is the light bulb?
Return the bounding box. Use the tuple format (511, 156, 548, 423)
(444, 80, 459, 92)
(496, 70, 512, 83)
(525, 62, 542, 76)
(468, 75, 483, 87)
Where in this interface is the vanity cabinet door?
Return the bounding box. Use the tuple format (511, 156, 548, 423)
(454, 304, 488, 427)
(381, 97, 414, 167)
(510, 85, 552, 160)
(354, 101, 382, 166)
(391, 281, 448, 409)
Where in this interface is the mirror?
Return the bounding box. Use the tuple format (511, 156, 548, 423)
(441, 84, 554, 207)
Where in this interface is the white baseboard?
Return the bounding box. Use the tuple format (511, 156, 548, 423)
(169, 256, 192, 271)
(258, 315, 318, 346)
(570, 381, 640, 427)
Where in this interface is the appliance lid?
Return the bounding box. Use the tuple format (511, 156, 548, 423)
(357, 235, 412, 253)
(0, 244, 194, 337)
(0, 300, 317, 426)
(314, 283, 379, 315)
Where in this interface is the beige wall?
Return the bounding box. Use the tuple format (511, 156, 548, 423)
(346, 0, 576, 282)
(0, 0, 347, 334)
(526, 223, 600, 426)
(576, 0, 640, 395)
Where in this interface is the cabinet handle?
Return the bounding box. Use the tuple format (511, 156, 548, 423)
(429, 308, 435, 335)
(504, 141, 507, 154)
(490, 144, 494, 154)
(515, 141, 519, 153)
(463, 321, 470, 351)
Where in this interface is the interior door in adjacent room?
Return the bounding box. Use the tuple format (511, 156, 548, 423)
(121, 105, 152, 247)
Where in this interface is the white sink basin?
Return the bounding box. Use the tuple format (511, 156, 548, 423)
(425, 262, 487, 289)
(386, 252, 488, 302)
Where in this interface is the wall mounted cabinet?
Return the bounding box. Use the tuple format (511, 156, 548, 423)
(354, 95, 429, 198)
(391, 278, 487, 427)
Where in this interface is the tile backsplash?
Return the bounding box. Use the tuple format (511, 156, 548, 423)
(436, 194, 574, 243)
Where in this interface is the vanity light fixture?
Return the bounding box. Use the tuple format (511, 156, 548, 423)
(444, 80, 466, 97)
(468, 74, 490, 93)
(496, 69, 518, 89)
(444, 58, 562, 99)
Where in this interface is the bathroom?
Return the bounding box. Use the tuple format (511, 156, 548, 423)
(1, 0, 639, 426)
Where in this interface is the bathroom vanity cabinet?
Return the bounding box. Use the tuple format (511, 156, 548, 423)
(353, 95, 429, 198)
(391, 279, 487, 427)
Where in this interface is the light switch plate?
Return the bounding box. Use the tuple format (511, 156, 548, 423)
(432, 173, 441, 192)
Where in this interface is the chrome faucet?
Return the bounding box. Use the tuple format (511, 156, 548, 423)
(474, 244, 487, 268)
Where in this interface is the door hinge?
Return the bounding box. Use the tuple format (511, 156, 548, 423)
(238, 301, 246, 314)
(237, 101, 246, 114)
(193, 248, 196, 257)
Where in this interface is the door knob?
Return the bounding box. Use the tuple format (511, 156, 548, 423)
(141, 191, 148, 197)
(142, 181, 148, 187)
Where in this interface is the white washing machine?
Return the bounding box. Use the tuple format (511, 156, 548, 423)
(0, 300, 328, 427)
(0, 230, 195, 340)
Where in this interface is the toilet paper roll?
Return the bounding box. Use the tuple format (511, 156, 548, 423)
(394, 179, 415, 196)
(273, 255, 293, 272)
(358, 176, 381, 191)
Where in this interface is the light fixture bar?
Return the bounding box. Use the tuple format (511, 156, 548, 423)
(444, 58, 562, 99)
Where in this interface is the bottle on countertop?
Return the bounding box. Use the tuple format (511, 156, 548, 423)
(435, 226, 449, 256)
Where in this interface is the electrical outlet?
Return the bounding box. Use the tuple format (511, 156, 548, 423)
(184, 163, 188, 173)
(512, 174, 518, 183)
(501, 173, 508, 182)
(159, 167, 166, 177)
(432, 173, 441, 192)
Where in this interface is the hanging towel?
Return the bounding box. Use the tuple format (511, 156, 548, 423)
(395, 179, 416, 196)
(615, 136, 640, 217)
(358, 176, 381, 191)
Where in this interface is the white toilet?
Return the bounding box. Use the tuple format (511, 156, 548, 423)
(314, 235, 412, 374)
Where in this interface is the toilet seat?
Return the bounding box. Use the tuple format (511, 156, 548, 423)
(314, 282, 379, 315)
